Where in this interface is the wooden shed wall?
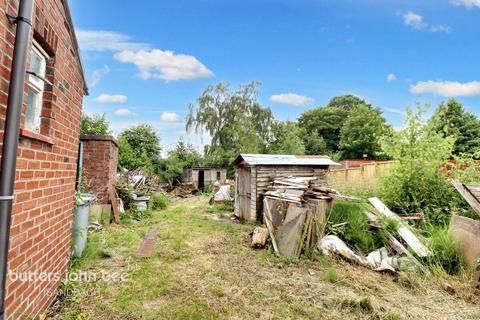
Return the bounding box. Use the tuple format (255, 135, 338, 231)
(235, 164, 329, 222)
(253, 165, 329, 222)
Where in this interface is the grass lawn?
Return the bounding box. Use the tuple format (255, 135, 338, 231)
(49, 196, 480, 320)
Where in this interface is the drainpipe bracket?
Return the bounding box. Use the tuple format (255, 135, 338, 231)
(0, 196, 14, 201)
(5, 13, 32, 26)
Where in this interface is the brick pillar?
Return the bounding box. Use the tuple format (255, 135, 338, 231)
(80, 135, 119, 204)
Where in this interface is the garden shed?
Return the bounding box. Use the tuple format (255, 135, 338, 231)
(233, 154, 339, 222)
(182, 167, 227, 189)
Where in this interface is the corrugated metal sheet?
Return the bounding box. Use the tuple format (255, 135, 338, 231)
(234, 154, 340, 166)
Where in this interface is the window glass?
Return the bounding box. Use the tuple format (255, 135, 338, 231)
(29, 47, 46, 90)
(25, 88, 40, 130)
(25, 43, 47, 132)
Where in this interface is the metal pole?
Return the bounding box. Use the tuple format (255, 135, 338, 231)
(0, 0, 35, 318)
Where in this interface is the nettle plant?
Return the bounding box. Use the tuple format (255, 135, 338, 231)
(380, 105, 459, 225)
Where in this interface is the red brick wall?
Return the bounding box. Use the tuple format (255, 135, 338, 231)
(0, 0, 85, 318)
(80, 135, 119, 204)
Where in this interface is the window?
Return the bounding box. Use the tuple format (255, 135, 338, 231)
(25, 43, 47, 132)
(216, 171, 221, 180)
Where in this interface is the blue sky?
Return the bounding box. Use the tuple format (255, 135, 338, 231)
(69, 0, 480, 152)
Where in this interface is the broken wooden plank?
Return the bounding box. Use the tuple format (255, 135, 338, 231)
(363, 210, 425, 271)
(369, 197, 430, 257)
(136, 228, 157, 258)
(263, 198, 280, 254)
(109, 189, 121, 224)
(452, 180, 480, 218)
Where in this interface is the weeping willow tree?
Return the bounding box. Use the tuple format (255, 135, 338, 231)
(186, 82, 275, 172)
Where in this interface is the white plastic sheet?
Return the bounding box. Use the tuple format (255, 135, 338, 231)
(317, 235, 410, 272)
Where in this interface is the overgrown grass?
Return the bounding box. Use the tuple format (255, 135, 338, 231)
(47, 196, 479, 320)
(149, 193, 169, 210)
(209, 202, 234, 214)
(327, 201, 390, 255)
(323, 268, 340, 283)
(425, 224, 467, 275)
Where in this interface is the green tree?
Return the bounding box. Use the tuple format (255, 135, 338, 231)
(80, 113, 110, 135)
(380, 105, 460, 224)
(117, 136, 137, 170)
(298, 95, 370, 153)
(298, 106, 348, 152)
(326, 94, 370, 110)
(429, 99, 480, 156)
(186, 82, 275, 167)
(160, 140, 203, 184)
(303, 131, 328, 155)
(267, 121, 305, 155)
(339, 104, 391, 159)
(118, 124, 161, 173)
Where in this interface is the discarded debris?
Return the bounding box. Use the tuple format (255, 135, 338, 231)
(369, 197, 430, 257)
(132, 195, 150, 212)
(88, 222, 103, 233)
(109, 189, 122, 224)
(174, 182, 198, 198)
(262, 176, 340, 257)
(443, 282, 455, 294)
(452, 180, 480, 218)
(264, 177, 358, 203)
(318, 235, 411, 273)
(136, 228, 157, 258)
(119, 169, 164, 195)
(211, 184, 232, 203)
(449, 214, 480, 266)
(251, 227, 269, 248)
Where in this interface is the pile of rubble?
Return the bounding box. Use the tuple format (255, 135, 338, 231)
(256, 176, 432, 273)
(119, 169, 164, 195)
(260, 177, 356, 258)
(174, 182, 199, 198)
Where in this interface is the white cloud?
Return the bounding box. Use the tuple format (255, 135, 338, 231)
(76, 29, 149, 52)
(387, 73, 397, 82)
(385, 107, 406, 116)
(89, 65, 110, 88)
(114, 49, 214, 81)
(93, 94, 128, 104)
(451, 0, 480, 9)
(269, 93, 314, 106)
(410, 80, 480, 97)
(161, 112, 181, 122)
(402, 11, 452, 33)
(114, 108, 136, 116)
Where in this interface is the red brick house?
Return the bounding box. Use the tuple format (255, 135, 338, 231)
(0, 0, 86, 318)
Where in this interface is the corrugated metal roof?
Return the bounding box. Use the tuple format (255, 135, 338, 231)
(233, 154, 340, 166)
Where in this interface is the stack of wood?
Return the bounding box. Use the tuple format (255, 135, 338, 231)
(264, 177, 357, 203)
(261, 177, 355, 257)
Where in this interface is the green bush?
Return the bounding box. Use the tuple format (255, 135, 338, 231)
(123, 203, 153, 221)
(380, 105, 460, 225)
(149, 193, 168, 211)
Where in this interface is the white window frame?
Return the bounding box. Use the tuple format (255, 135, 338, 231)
(25, 42, 48, 132)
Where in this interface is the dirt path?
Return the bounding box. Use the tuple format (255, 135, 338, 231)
(51, 197, 480, 320)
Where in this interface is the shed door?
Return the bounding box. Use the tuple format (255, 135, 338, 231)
(198, 170, 205, 190)
(237, 167, 251, 220)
